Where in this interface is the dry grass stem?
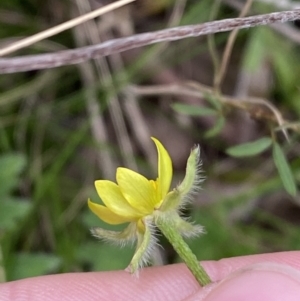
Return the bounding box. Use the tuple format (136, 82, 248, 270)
(128, 83, 297, 135)
(0, 9, 299, 74)
(213, 0, 254, 90)
(0, 0, 135, 57)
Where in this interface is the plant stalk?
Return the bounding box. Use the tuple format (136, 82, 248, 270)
(156, 218, 211, 286)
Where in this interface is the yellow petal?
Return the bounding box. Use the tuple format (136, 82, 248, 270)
(116, 168, 157, 214)
(95, 180, 141, 219)
(88, 199, 131, 225)
(151, 137, 173, 199)
(137, 219, 146, 233)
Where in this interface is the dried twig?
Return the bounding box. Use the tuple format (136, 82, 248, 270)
(0, 0, 135, 57)
(128, 82, 300, 134)
(0, 9, 299, 74)
(214, 0, 254, 90)
(225, 0, 300, 44)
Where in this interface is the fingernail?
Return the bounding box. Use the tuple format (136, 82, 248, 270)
(191, 263, 300, 301)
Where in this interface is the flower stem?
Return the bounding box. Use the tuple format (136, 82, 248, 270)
(156, 218, 212, 286)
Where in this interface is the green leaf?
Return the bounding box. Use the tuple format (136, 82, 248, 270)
(172, 103, 217, 116)
(0, 198, 32, 233)
(8, 253, 62, 280)
(0, 154, 26, 197)
(205, 116, 225, 138)
(272, 142, 297, 196)
(204, 93, 222, 111)
(226, 137, 272, 157)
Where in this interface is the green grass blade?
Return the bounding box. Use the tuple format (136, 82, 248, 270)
(272, 142, 297, 197)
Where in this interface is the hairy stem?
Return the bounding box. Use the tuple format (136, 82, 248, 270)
(156, 218, 211, 286)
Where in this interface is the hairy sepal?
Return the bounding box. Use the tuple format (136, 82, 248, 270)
(126, 216, 158, 274)
(160, 146, 203, 212)
(155, 211, 203, 239)
(177, 145, 204, 208)
(91, 222, 137, 247)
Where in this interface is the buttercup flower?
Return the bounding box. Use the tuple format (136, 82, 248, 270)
(88, 137, 205, 275)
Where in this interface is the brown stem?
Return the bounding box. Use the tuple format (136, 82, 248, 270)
(0, 9, 300, 73)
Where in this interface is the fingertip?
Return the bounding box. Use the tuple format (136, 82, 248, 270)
(188, 263, 300, 301)
(0, 266, 198, 301)
(1, 252, 300, 301)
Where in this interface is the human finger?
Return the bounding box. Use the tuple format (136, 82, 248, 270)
(187, 262, 300, 301)
(0, 251, 300, 301)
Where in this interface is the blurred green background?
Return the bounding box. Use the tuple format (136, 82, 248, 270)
(1, 0, 300, 282)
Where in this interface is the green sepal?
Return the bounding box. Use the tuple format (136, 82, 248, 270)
(154, 211, 203, 239)
(178, 145, 201, 197)
(126, 217, 154, 273)
(172, 212, 204, 238)
(159, 189, 180, 211)
(91, 222, 137, 246)
(160, 146, 202, 211)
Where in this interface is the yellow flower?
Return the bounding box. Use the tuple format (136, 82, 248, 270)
(88, 137, 203, 273)
(88, 137, 172, 231)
